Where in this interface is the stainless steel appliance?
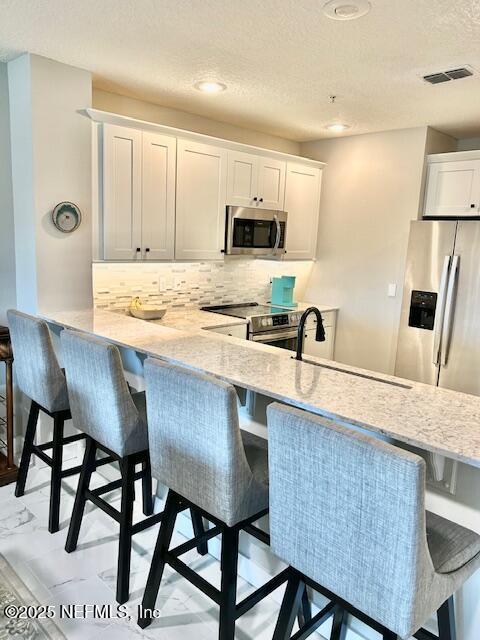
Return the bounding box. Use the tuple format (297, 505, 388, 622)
(202, 302, 302, 350)
(395, 220, 480, 492)
(224, 206, 287, 256)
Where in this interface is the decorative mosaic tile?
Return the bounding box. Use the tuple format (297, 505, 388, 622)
(93, 259, 314, 310)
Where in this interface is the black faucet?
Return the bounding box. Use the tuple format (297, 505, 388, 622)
(295, 307, 325, 361)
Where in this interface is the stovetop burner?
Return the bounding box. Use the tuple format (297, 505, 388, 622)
(201, 302, 293, 318)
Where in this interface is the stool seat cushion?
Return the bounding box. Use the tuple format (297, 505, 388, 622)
(426, 511, 480, 574)
(241, 430, 269, 487)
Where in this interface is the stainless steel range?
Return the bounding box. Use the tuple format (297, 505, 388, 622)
(202, 302, 302, 351)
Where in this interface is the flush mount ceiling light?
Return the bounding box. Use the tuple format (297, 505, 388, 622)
(325, 123, 351, 132)
(323, 0, 371, 20)
(194, 81, 227, 93)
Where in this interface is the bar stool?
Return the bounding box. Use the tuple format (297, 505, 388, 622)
(60, 329, 164, 604)
(138, 358, 290, 638)
(267, 403, 480, 640)
(7, 310, 88, 533)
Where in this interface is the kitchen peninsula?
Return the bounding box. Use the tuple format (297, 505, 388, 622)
(43, 307, 480, 468)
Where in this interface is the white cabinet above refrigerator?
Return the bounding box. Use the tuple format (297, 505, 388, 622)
(424, 150, 480, 218)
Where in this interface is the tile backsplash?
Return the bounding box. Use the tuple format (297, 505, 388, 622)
(93, 259, 314, 310)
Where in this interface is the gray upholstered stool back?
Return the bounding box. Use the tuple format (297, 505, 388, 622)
(61, 330, 146, 457)
(267, 403, 464, 639)
(144, 358, 266, 527)
(7, 309, 69, 413)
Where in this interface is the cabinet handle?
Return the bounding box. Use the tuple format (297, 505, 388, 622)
(253, 197, 258, 201)
(136, 247, 141, 252)
(471, 204, 476, 209)
(259, 197, 264, 202)
(145, 248, 150, 253)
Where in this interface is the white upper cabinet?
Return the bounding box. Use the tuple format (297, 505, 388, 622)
(226, 151, 285, 209)
(424, 156, 480, 218)
(284, 162, 322, 260)
(98, 113, 324, 261)
(103, 124, 142, 260)
(141, 132, 176, 260)
(226, 151, 259, 207)
(103, 124, 176, 260)
(175, 139, 227, 260)
(257, 157, 286, 209)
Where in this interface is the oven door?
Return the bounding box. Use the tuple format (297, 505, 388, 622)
(225, 206, 287, 255)
(250, 329, 298, 352)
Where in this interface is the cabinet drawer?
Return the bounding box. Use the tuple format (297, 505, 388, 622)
(208, 324, 247, 340)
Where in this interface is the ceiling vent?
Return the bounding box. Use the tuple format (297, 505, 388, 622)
(423, 66, 474, 84)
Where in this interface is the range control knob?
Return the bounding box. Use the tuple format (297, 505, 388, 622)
(267, 318, 273, 326)
(261, 318, 268, 327)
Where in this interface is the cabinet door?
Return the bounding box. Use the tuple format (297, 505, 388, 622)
(226, 151, 259, 207)
(303, 324, 334, 360)
(284, 162, 322, 260)
(257, 157, 286, 209)
(103, 124, 142, 260)
(175, 139, 227, 260)
(142, 132, 176, 260)
(424, 160, 480, 217)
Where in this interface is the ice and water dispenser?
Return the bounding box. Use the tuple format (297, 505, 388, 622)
(408, 290, 437, 330)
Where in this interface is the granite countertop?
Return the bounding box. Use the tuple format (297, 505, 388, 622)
(41, 308, 480, 468)
(128, 303, 338, 332)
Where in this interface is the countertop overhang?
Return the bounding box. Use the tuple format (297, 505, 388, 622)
(42, 308, 480, 468)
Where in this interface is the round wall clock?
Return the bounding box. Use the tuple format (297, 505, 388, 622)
(52, 202, 82, 233)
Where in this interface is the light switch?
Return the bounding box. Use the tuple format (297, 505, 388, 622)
(387, 283, 397, 298)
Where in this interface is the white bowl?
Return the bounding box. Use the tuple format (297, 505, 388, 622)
(129, 306, 167, 321)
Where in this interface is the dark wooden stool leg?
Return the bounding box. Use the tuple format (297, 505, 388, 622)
(382, 631, 397, 640)
(331, 607, 348, 640)
(117, 455, 136, 604)
(65, 437, 96, 552)
(190, 508, 208, 556)
(15, 401, 39, 497)
(219, 526, 239, 640)
(48, 413, 64, 533)
(138, 491, 180, 629)
(141, 457, 154, 516)
(272, 572, 304, 640)
(438, 597, 456, 640)
(297, 583, 312, 628)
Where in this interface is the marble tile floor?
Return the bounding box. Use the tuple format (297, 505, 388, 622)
(0, 448, 304, 640)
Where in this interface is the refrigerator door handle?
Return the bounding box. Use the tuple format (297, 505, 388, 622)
(440, 254, 459, 366)
(432, 255, 451, 365)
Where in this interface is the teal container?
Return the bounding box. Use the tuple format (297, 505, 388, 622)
(271, 275, 297, 307)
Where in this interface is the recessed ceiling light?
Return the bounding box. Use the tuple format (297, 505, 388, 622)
(325, 123, 351, 133)
(323, 0, 371, 20)
(194, 81, 227, 93)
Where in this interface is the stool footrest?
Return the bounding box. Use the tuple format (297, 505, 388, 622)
(91, 470, 144, 498)
(290, 601, 336, 640)
(37, 433, 86, 451)
(86, 490, 121, 523)
(414, 629, 438, 640)
(31, 445, 52, 467)
(243, 523, 270, 546)
(235, 567, 291, 619)
(131, 510, 164, 535)
(165, 552, 221, 604)
(170, 524, 222, 558)
(61, 464, 84, 478)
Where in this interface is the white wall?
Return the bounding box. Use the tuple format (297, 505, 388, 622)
(301, 127, 439, 374)
(9, 54, 93, 314)
(0, 62, 15, 325)
(93, 88, 301, 156)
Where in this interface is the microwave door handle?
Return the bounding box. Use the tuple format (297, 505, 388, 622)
(432, 255, 451, 365)
(440, 254, 459, 366)
(273, 214, 281, 254)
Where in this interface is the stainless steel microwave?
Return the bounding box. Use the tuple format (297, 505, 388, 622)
(225, 206, 287, 256)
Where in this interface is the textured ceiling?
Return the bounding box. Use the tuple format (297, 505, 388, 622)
(1, 0, 480, 141)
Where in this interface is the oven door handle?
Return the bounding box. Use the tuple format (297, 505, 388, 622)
(251, 330, 298, 342)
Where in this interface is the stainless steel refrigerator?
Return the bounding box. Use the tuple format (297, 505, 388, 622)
(395, 219, 480, 493)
